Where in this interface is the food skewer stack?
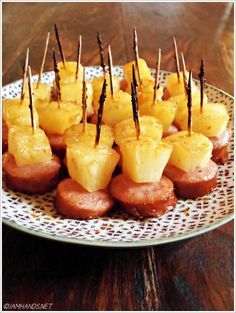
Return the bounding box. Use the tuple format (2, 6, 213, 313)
(2, 25, 231, 220)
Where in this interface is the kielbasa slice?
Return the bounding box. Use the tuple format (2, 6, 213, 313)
(164, 160, 218, 199)
(209, 129, 230, 164)
(55, 178, 115, 219)
(110, 174, 177, 218)
(3, 152, 61, 194)
(47, 133, 67, 159)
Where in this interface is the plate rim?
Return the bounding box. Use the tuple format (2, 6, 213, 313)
(3, 213, 234, 248)
(2, 68, 234, 247)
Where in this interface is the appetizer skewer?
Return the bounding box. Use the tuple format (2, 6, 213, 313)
(110, 79, 176, 218)
(55, 79, 120, 219)
(174, 60, 230, 164)
(3, 66, 61, 194)
(163, 71, 218, 199)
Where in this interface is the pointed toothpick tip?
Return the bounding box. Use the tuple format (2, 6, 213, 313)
(37, 32, 50, 87)
(54, 23, 66, 67)
(173, 35, 180, 82)
(187, 70, 192, 136)
(20, 48, 30, 103)
(27, 65, 36, 132)
(76, 34, 82, 81)
(153, 48, 161, 104)
(108, 44, 114, 98)
(131, 82, 140, 140)
(95, 79, 107, 147)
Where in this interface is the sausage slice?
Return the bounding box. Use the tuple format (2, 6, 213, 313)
(3, 152, 61, 194)
(55, 178, 115, 219)
(110, 174, 177, 218)
(209, 129, 230, 164)
(164, 160, 218, 199)
(47, 133, 67, 159)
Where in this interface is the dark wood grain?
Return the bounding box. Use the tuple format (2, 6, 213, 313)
(2, 2, 234, 311)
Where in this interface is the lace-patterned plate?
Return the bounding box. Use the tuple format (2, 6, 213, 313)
(2, 67, 234, 247)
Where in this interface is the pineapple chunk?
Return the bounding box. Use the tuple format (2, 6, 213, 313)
(102, 90, 133, 126)
(67, 144, 120, 192)
(114, 115, 163, 146)
(58, 61, 84, 83)
(3, 98, 39, 128)
(166, 71, 197, 97)
(163, 131, 213, 172)
(57, 80, 93, 115)
(92, 75, 120, 112)
(172, 92, 208, 125)
(175, 103, 229, 137)
(8, 126, 52, 166)
(120, 138, 172, 183)
(24, 82, 51, 104)
(139, 100, 177, 132)
(123, 58, 151, 93)
(39, 101, 82, 135)
(64, 123, 114, 147)
(138, 79, 163, 105)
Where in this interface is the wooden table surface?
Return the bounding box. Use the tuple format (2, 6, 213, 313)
(2, 2, 234, 311)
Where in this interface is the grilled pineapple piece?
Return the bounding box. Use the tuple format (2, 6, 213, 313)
(64, 123, 114, 147)
(163, 131, 213, 172)
(3, 98, 39, 128)
(57, 80, 93, 115)
(123, 58, 151, 93)
(121, 138, 172, 183)
(175, 103, 229, 137)
(92, 75, 120, 112)
(102, 90, 133, 126)
(8, 126, 52, 166)
(39, 101, 82, 135)
(58, 61, 84, 83)
(24, 82, 51, 104)
(138, 79, 163, 105)
(166, 71, 197, 97)
(114, 115, 163, 146)
(67, 144, 120, 192)
(139, 100, 177, 132)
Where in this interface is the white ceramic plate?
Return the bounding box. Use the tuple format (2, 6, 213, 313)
(2, 67, 234, 247)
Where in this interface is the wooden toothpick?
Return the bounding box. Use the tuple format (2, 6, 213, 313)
(132, 64, 138, 90)
(27, 66, 36, 133)
(95, 79, 107, 147)
(82, 68, 87, 133)
(75, 35, 82, 82)
(153, 48, 161, 105)
(173, 36, 180, 83)
(53, 48, 61, 108)
(198, 59, 205, 113)
(97, 32, 106, 77)
(20, 48, 29, 104)
(108, 45, 114, 98)
(54, 24, 66, 68)
(131, 82, 140, 140)
(133, 27, 142, 85)
(187, 70, 192, 137)
(181, 52, 188, 97)
(37, 32, 50, 88)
